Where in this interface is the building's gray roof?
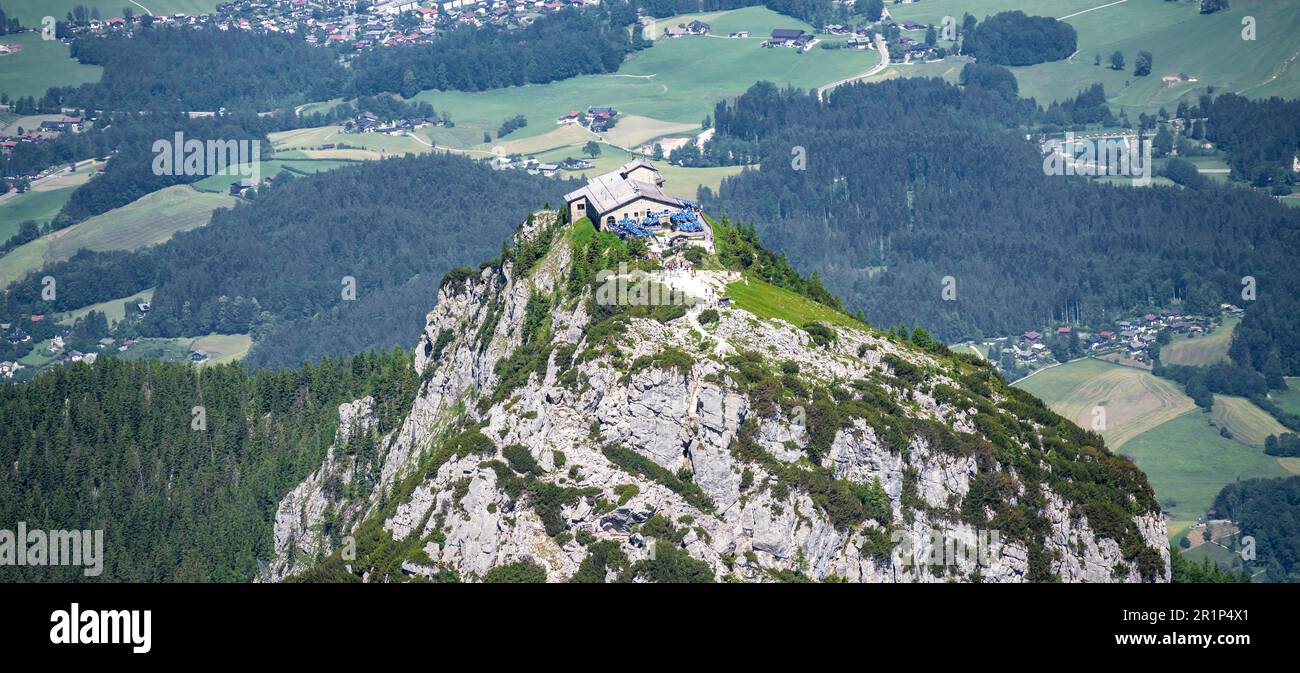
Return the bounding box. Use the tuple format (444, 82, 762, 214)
(564, 160, 672, 214)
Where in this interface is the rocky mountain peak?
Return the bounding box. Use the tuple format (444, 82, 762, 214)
(269, 209, 1169, 583)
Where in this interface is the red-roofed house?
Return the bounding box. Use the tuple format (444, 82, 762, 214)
(1022, 331, 1042, 342)
(1056, 326, 1072, 334)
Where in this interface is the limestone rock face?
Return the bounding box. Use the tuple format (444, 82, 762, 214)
(270, 212, 1170, 583)
(267, 396, 377, 582)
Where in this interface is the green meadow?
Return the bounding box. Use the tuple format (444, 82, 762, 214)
(0, 30, 102, 100)
(0, 185, 236, 287)
(890, 0, 1300, 112)
(55, 287, 154, 327)
(1015, 354, 1294, 521)
(726, 275, 865, 330)
(1271, 379, 1300, 418)
(189, 158, 359, 192)
(1116, 410, 1288, 521)
(0, 186, 77, 239)
(412, 7, 879, 151)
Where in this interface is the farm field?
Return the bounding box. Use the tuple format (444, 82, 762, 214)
(113, 338, 193, 363)
(1167, 519, 1193, 544)
(2, 1, 223, 26)
(889, 0, 1300, 112)
(1271, 379, 1300, 417)
(269, 125, 430, 159)
(1015, 357, 1195, 449)
(1012, 348, 1298, 522)
(45, 185, 235, 255)
(726, 275, 865, 331)
(55, 288, 153, 327)
(1160, 316, 1237, 366)
(1122, 410, 1289, 521)
(191, 333, 253, 364)
(17, 338, 55, 367)
(653, 7, 815, 37)
(1209, 394, 1288, 447)
(114, 333, 250, 365)
(0, 186, 76, 240)
(190, 158, 359, 192)
(0, 185, 236, 287)
(410, 8, 879, 152)
(1180, 528, 1251, 578)
(0, 31, 102, 100)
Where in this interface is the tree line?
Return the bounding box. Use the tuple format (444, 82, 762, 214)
(960, 11, 1077, 66)
(692, 77, 1300, 366)
(0, 349, 419, 581)
(1, 153, 572, 369)
(1212, 477, 1299, 583)
(29, 9, 642, 115)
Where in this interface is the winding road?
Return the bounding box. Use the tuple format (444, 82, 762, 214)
(816, 33, 891, 101)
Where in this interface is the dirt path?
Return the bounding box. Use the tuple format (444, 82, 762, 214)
(1236, 44, 1300, 95)
(1058, 0, 1129, 21)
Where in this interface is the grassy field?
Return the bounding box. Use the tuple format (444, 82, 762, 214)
(1012, 352, 1297, 521)
(268, 125, 430, 158)
(18, 338, 55, 367)
(0, 31, 102, 100)
(282, 7, 878, 200)
(1123, 409, 1289, 520)
(191, 333, 252, 365)
(114, 333, 251, 365)
(726, 275, 865, 330)
(1209, 394, 1288, 447)
(3, 1, 223, 26)
(189, 158, 359, 192)
(652, 7, 815, 37)
(1180, 530, 1250, 577)
(890, 0, 1300, 111)
(1015, 357, 1195, 449)
(55, 287, 153, 327)
(1167, 519, 1194, 544)
(410, 7, 879, 151)
(0, 185, 236, 287)
(1160, 316, 1238, 366)
(1270, 379, 1300, 418)
(0, 186, 77, 240)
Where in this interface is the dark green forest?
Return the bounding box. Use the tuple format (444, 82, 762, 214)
(1212, 477, 1300, 583)
(959, 11, 1077, 66)
(45, 25, 349, 113)
(696, 78, 1300, 378)
(0, 350, 418, 581)
(33, 9, 641, 114)
(1, 154, 571, 369)
(350, 9, 645, 97)
(1201, 93, 1300, 188)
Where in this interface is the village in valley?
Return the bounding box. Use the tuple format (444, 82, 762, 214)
(967, 304, 1244, 382)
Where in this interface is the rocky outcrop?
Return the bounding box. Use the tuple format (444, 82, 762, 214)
(270, 211, 1170, 583)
